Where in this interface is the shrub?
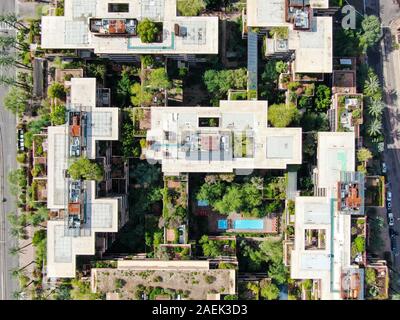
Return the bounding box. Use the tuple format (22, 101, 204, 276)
(204, 275, 216, 284)
(268, 103, 299, 127)
(50, 105, 67, 125)
(47, 82, 66, 100)
(16, 152, 26, 164)
(114, 278, 126, 289)
(68, 157, 104, 181)
(137, 19, 160, 43)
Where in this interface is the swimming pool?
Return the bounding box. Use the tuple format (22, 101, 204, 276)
(234, 219, 264, 230)
(218, 219, 228, 230)
(217, 219, 264, 230)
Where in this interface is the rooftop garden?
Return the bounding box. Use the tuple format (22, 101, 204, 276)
(92, 268, 234, 300)
(350, 217, 366, 265)
(161, 177, 188, 234)
(365, 266, 389, 300)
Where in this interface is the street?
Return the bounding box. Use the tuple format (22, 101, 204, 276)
(0, 0, 18, 300)
(373, 0, 400, 291)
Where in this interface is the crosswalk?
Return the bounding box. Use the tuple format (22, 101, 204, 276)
(0, 22, 14, 31)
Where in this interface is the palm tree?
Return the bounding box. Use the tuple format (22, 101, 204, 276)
(0, 54, 31, 70)
(9, 242, 32, 256)
(0, 74, 30, 89)
(27, 206, 49, 227)
(367, 118, 382, 137)
(0, 13, 28, 31)
(10, 261, 35, 278)
(364, 72, 381, 98)
(12, 290, 23, 300)
(368, 99, 384, 117)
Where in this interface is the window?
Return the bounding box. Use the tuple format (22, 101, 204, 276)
(108, 3, 129, 13)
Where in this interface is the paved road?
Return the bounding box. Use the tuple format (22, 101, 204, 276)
(374, 0, 400, 291)
(0, 0, 18, 300)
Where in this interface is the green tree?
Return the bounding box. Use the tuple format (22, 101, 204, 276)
(260, 282, 280, 300)
(0, 54, 30, 69)
(268, 103, 299, 127)
(177, 0, 205, 16)
(365, 268, 376, 286)
(50, 105, 66, 125)
(4, 87, 28, 115)
(0, 13, 28, 31)
(147, 68, 171, 90)
(368, 98, 384, 117)
(314, 85, 331, 111)
(132, 162, 161, 186)
(47, 82, 66, 100)
(364, 70, 382, 100)
(196, 180, 225, 205)
(203, 68, 247, 103)
(275, 60, 288, 73)
(354, 235, 365, 252)
(359, 15, 381, 53)
(357, 147, 372, 163)
(213, 185, 243, 214)
(130, 83, 153, 107)
(367, 118, 382, 137)
(68, 157, 104, 181)
(137, 18, 160, 43)
(86, 63, 106, 81)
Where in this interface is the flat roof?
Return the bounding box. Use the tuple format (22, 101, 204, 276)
(91, 260, 236, 299)
(317, 132, 355, 193)
(247, 0, 332, 73)
(289, 17, 332, 73)
(41, 0, 219, 55)
(46, 78, 121, 278)
(145, 101, 302, 174)
(291, 132, 357, 300)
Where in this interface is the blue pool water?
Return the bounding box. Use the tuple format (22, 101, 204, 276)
(234, 219, 264, 230)
(198, 199, 209, 207)
(218, 220, 228, 230)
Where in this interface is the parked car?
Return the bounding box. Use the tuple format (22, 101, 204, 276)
(387, 201, 392, 210)
(388, 214, 395, 227)
(391, 239, 398, 256)
(382, 162, 387, 174)
(387, 191, 392, 202)
(389, 228, 398, 238)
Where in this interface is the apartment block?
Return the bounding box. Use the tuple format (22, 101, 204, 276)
(144, 100, 302, 175)
(46, 78, 128, 278)
(246, 0, 332, 74)
(41, 0, 219, 56)
(290, 132, 365, 300)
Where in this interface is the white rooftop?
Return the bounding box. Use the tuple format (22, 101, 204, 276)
(246, 0, 332, 73)
(46, 78, 121, 278)
(41, 0, 219, 55)
(145, 100, 302, 174)
(291, 132, 357, 300)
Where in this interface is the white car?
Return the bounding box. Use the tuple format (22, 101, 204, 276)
(387, 191, 392, 202)
(382, 162, 387, 173)
(388, 213, 395, 226)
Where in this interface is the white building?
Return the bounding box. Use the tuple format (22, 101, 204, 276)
(246, 0, 332, 74)
(46, 78, 128, 278)
(290, 132, 364, 300)
(41, 0, 219, 56)
(145, 100, 302, 175)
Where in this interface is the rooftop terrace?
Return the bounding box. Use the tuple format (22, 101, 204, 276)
(145, 101, 302, 174)
(41, 0, 218, 55)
